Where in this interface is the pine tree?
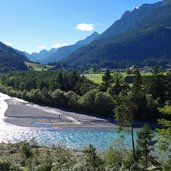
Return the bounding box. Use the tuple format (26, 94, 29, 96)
(150, 66, 166, 104)
(132, 69, 142, 90)
(157, 105, 171, 151)
(114, 99, 136, 161)
(136, 123, 157, 169)
(102, 69, 112, 91)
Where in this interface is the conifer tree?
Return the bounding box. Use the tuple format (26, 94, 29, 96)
(102, 69, 112, 91)
(136, 123, 157, 169)
(157, 105, 171, 151)
(114, 99, 136, 161)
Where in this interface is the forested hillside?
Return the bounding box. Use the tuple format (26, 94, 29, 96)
(0, 42, 28, 72)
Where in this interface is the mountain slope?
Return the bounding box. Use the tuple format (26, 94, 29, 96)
(65, 0, 171, 68)
(0, 42, 28, 72)
(41, 32, 99, 64)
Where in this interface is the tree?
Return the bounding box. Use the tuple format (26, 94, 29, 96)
(114, 99, 136, 161)
(80, 89, 97, 113)
(65, 91, 80, 110)
(51, 89, 66, 107)
(83, 144, 104, 171)
(165, 69, 171, 103)
(157, 105, 171, 152)
(95, 92, 114, 115)
(108, 73, 123, 96)
(150, 66, 166, 104)
(101, 69, 112, 91)
(136, 123, 157, 169)
(132, 69, 142, 90)
(128, 89, 148, 120)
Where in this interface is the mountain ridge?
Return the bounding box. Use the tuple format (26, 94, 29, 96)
(40, 32, 99, 64)
(64, 0, 171, 69)
(24, 48, 57, 62)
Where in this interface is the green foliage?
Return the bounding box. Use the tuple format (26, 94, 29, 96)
(136, 124, 158, 169)
(114, 99, 136, 129)
(150, 66, 166, 104)
(80, 90, 114, 115)
(132, 69, 142, 90)
(19, 142, 33, 160)
(0, 160, 11, 171)
(65, 91, 80, 110)
(128, 89, 148, 120)
(52, 89, 67, 107)
(82, 145, 104, 171)
(157, 105, 171, 152)
(102, 69, 112, 90)
(95, 92, 114, 115)
(0, 160, 22, 171)
(104, 146, 124, 169)
(80, 90, 97, 113)
(114, 99, 137, 161)
(163, 156, 171, 171)
(108, 73, 124, 96)
(36, 158, 52, 171)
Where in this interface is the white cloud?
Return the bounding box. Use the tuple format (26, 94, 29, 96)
(52, 42, 68, 48)
(76, 23, 94, 31)
(4, 42, 13, 46)
(36, 45, 47, 50)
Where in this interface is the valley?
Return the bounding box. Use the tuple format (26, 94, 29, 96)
(0, 0, 171, 170)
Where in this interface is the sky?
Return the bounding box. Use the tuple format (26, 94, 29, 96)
(0, 0, 161, 53)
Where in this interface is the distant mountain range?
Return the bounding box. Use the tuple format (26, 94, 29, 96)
(1, 0, 171, 72)
(40, 32, 99, 64)
(64, 0, 171, 69)
(0, 42, 28, 72)
(24, 48, 57, 62)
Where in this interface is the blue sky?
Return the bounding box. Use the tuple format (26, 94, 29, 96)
(0, 0, 161, 53)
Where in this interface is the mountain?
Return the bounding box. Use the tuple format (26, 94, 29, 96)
(41, 32, 99, 64)
(0, 42, 28, 72)
(24, 48, 57, 62)
(65, 0, 171, 69)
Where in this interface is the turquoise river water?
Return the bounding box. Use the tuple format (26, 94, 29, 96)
(0, 123, 135, 151)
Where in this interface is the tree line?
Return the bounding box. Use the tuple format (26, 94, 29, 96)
(0, 67, 171, 120)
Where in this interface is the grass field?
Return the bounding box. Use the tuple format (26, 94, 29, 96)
(25, 62, 53, 71)
(84, 74, 103, 84)
(84, 72, 153, 84)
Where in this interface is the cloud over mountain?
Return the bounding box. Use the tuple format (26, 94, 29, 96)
(76, 23, 94, 31)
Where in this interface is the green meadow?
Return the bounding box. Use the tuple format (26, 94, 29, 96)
(25, 62, 53, 71)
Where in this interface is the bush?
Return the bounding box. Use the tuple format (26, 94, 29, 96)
(19, 142, 33, 160)
(104, 146, 124, 169)
(37, 158, 52, 171)
(82, 144, 105, 171)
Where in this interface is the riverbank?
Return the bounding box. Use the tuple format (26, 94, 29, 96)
(0, 92, 115, 128)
